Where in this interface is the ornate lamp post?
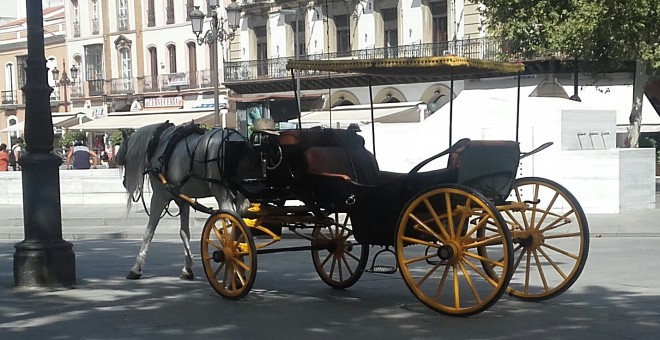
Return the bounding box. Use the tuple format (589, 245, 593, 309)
(14, 0, 76, 287)
(190, 0, 241, 127)
(280, 8, 302, 115)
(52, 61, 79, 112)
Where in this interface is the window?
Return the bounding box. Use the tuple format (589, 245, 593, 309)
(16, 56, 27, 103)
(72, 0, 80, 37)
(92, 0, 99, 34)
(167, 44, 177, 73)
(119, 0, 129, 31)
(335, 15, 350, 56)
(187, 42, 197, 86)
(382, 8, 398, 57)
(147, 0, 155, 27)
(147, 47, 158, 91)
(291, 19, 305, 57)
(166, 0, 175, 24)
(431, 1, 449, 55)
(84, 44, 104, 95)
(255, 26, 267, 77)
(120, 48, 133, 92)
(3, 63, 15, 104)
(186, 0, 194, 21)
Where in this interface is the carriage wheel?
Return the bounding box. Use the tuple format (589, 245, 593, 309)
(201, 211, 257, 300)
(312, 213, 369, 289)
(396, 185, 513, 316)
(503, 177, 589, 301)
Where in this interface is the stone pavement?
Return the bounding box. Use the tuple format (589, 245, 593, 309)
(1, 195, 659, 339)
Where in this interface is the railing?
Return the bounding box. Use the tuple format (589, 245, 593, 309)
(110, 78, 135, 94)
(223, 37, 559, 82)
(88, 79, 105, 96)
(1, 91, 16, 105)
(140, 70, 215, 93)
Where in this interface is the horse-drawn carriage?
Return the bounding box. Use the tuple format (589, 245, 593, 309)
(118, 57, 589, 316)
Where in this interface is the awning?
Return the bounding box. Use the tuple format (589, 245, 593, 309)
(0, 114, 86, 133)
(290, 102, 424, 128)
(68, 109, 215, 132)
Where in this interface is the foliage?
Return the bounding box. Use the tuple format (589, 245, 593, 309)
(109, 130, 124, 145)
(479, 0, 660, 70)
(59, 130, 86, 148)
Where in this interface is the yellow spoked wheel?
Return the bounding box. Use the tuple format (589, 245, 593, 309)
(503, 177, 589, 301)
(312, 213, 369, 289)
(396, 185, 513, 317)
(201, 211, 257, 300)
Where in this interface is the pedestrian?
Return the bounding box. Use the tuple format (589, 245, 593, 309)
(65, 139, 98, 170)
(0, 143, 9, 171)
(9, 137, 23, 171)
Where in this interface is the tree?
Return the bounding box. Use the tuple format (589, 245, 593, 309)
(479, 0, 660, 147)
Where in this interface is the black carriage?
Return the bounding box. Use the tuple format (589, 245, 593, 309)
(197, 57, 589, 316)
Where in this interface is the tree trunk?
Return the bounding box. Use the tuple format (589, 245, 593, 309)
(628, 59, 649, 148)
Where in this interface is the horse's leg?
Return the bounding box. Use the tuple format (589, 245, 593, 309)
(126, 183, 170, 280)
(211, 185, 236, 211)
(178, 202, 194, 280)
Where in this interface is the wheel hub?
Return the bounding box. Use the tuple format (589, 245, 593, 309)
(513, 228, 545, 249)
(437, 242, 460, 263)
(212, 250, 225, 263)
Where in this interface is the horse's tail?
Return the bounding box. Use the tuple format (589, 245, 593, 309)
(117, 124, 161, 210)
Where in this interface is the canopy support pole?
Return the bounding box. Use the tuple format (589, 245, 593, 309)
(449, 74, 454, 146)
(328, 72, 332, 127)
(291, 69, 301, 129)
(368, 75, 376, 158)
(516, 71, 521, 142)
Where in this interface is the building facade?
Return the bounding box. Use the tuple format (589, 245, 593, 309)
(0, 5, 67, 146)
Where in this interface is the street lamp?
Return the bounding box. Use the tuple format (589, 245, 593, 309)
(52, 61, 79, 112)
(190, 0, 241, 127)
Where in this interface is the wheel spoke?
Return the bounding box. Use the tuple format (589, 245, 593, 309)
(458, 260, 482, 304)
(463, 251, 505, 268)
(445, 192, 456, 239)
(340, 254, 355, 277)
(463, 235, 504, 249)
(544, 231, 582, 240)
(403, 253, 441, 266)
(401, 235, 442, 249)
(537, 246, 568, 279)
(462, 215, 489, 240)
(433, 264, 451, 300)
(423, 198, 451, 240)
(540, 210, 575, 233)
(453, 265, 460, 309)
(532, 249, 550, 290)
(461, 256, 499, 287)
(410, 213, 445, 242)
(534, 192, 560, 229)
(541, 242, 580, 260)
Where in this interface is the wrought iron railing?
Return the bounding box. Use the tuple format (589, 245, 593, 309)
(110, 78, 135, 94)
(139, 70, 215, 93)
(223, 37, 557, 82)
(88, 79, 104, 96)
(1, 90, 16, 105)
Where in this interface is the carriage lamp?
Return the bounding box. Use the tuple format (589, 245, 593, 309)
(190, 0, 241, 127)
(52, 61, 79, 113)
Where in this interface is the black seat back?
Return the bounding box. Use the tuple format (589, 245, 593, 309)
(448, 140, 520, 201)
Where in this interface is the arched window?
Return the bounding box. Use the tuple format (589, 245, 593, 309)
(120, 48, 133, 91)
(147, 0, 155, 27)
(167, 44, 177, 73)
(3, 63, 16, 105)
(187, 42, 197, 87)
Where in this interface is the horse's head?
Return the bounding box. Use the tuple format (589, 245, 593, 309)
(114, 128, 134, 166)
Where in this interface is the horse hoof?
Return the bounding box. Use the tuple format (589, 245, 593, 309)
(126, 271, 142, 280)
(179, 271, 194, 281)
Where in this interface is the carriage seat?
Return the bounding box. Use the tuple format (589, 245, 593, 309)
(304, 146, 380, 185)
(447, 140, 521, 201)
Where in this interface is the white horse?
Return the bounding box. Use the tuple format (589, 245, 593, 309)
(115, 122, 259, 280)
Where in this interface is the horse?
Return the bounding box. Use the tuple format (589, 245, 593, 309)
(115, 122, 260, 280)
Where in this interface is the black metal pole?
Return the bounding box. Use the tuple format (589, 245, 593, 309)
(449, 74, 454, 146)
(13, 0, 76, 287)
(328, 72, 332, 127)
(516, 71, 521, 142)
(569, 55, 581, 102)
(368, 75, 376, 157)
(291, 69, 301, 128)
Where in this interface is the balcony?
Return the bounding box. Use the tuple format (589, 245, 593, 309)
(140, 70, 214, 93)
(222, 37, 582, 94)
(88, 79, 105, 96)
(1, 91, 17, 106)
(110, 78, 135, 94)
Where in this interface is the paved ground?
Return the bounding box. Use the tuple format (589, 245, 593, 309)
(0, 237, 659, 339)
(0, 195, 659, 339)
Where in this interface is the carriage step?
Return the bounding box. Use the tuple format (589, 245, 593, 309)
(366, 265, 397, 274)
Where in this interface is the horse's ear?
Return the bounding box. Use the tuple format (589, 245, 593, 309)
(121, 129, 130, 142)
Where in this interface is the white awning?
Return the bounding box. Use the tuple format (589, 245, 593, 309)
(68, 109, 215, 132)
(0, 114, 85, 133)
(291, 102, 424, 128)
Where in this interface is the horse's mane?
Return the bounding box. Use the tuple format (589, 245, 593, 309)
(116, 123, 163, 210)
